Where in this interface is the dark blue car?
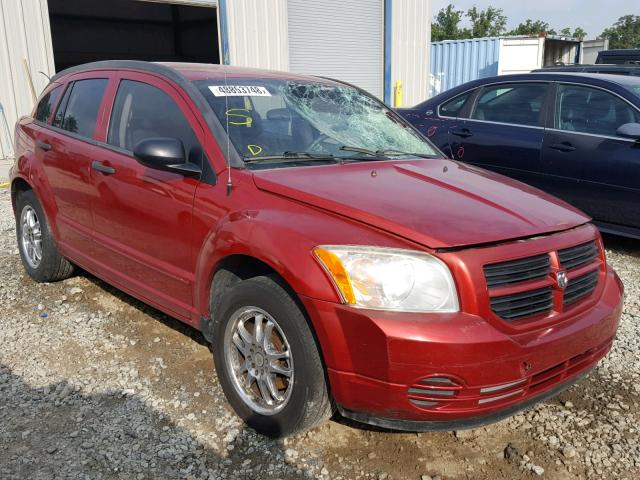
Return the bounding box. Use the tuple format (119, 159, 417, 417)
(399, 73, 640, 239)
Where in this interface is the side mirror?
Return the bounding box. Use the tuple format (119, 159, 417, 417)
(133, 137, 201, 177)
(616, 123, 640, 140)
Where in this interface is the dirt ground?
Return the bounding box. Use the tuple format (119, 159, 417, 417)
(0, 188, 638, 480)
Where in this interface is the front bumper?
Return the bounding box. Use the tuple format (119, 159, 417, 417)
(300, 265, 623, 430)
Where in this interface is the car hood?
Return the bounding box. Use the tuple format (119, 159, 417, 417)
(251, 159, 590, 249)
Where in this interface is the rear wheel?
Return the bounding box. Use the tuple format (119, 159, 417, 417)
(211, 275, 333, 437)
(15, 190, 74, 282)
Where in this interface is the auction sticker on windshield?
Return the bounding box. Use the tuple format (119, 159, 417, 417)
(209, 85, 271, 96)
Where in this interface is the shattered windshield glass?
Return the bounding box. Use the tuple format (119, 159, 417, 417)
(195, 79, 439, 167)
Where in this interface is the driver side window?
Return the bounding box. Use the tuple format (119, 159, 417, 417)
(107, 80, 203, 165)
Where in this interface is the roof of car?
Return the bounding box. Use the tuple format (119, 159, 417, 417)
(158, 62, 333, 83)
(51, 60, 337, 85)
(526, 71, 640, 85)
(414, 71, 640, 110)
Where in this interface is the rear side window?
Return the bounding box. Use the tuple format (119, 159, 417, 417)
(107, 80, 201, 162)
(471, 83, 547, 126)
(56, 79, 108, 138)
(439, 91, 472, 117)
(35, 86, 62, 123)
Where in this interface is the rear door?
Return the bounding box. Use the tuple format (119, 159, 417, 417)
(449, 82, 550, 186)
(90, 72, 209, 319)
(542, 82, 640, 229)
(39, 74, 110, 258)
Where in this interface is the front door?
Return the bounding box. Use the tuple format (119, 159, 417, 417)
(542, 83, 640, 229)
(90, 73, 208, 319)
(449, 82, 549, 187)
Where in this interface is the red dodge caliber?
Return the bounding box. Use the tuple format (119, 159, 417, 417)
(11, 61, 623, 437)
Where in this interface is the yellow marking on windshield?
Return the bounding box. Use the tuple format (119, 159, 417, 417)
(225, 108, 252, 127)
(247, 145, 263, 156)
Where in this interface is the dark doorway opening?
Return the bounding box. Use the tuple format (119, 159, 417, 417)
(48, 0, 220, 72)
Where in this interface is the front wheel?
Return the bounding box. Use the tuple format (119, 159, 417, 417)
(211, 275, 333, 437)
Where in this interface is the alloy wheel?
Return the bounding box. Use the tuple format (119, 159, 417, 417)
(224, 306, 294, 415)
(20, 205, 43, 269)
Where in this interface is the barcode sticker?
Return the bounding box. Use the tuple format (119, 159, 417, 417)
(209, 85, 271, 97)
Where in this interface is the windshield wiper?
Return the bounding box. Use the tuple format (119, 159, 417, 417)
(339, 146, 436, 159)
(376, 149, 439, 159)
(339, 146, 386, 157)
(244, 151, 337, 164)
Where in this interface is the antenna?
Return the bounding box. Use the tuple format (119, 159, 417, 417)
(224, 69, 233, 196)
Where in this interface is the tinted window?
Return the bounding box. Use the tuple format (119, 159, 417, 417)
(59, 79, 108, 138)
(35, 86, 62, 123)
(472, 83, 547, 126)
(556, 84, 640, 137)
(107, 80, 202, 163)
(52, 84, 72, 128)
(440, 91, 471, 117)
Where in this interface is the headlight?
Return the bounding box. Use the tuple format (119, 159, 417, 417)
(313, 246, 459, 312)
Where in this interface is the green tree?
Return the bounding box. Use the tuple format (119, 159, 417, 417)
(466, 6, 507, 38)
(432, 4, 465, 41)
(509, 19, 555, 36)
(601, 15, 640, 49)
(572, 27, 587, 40)
(559, 26, 587, 39)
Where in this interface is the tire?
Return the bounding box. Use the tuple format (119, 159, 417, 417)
(15, 189, 74, 283)
(211, 275, 333, 437)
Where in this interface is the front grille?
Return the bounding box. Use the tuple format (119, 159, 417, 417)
(564, 270, 599, 306)
(483, 254, 550, 288)
(558, 241, 598, 270)
(483, 238, 601, 323)
(489, 287, 553, 321)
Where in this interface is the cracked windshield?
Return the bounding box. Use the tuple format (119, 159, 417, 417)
(196, 79, 438, 167)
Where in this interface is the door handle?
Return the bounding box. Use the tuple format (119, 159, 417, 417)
(36, 140, 52, 152)
(450, 128, 473, 138)
(549, 143, 576, 152)
(92, 161, 116, 175)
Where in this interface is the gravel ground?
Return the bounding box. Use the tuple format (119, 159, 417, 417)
(0, 186, 638, 480)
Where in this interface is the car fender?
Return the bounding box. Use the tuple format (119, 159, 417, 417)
(193, 208, 344, 317)
(24, 154, 61, 241)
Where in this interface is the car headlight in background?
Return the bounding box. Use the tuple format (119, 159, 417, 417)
(313, 246, 459, 312)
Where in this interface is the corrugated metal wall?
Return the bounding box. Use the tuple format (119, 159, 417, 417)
(287, 0, 384, 98)
(0, 0, 55, 160)
(225, 0, 289, 71)
(391, 0, 430, 107)
(430, 37, 500, 97)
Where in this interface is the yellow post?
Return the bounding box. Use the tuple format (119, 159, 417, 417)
(393, 80, 403, 108)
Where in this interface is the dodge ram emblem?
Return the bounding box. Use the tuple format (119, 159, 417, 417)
(556, 271, 569, 290)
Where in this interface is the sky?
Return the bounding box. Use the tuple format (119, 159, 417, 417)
(431, 0, 637, 39)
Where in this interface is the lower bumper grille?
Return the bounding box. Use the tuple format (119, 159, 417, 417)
(407, 338, 613, 412)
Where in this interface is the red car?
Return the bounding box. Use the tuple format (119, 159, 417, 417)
(10, 61, 623, 437)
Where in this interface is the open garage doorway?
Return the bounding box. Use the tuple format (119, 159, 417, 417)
(48, 0, 220, 72)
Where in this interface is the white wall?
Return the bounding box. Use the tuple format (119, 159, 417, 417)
(391, 0, 430, 107)
(0, 0, 55, 160)
(225, 0, 289, 71)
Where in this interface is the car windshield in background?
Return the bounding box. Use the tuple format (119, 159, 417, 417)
(195, 79, 438, 167)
